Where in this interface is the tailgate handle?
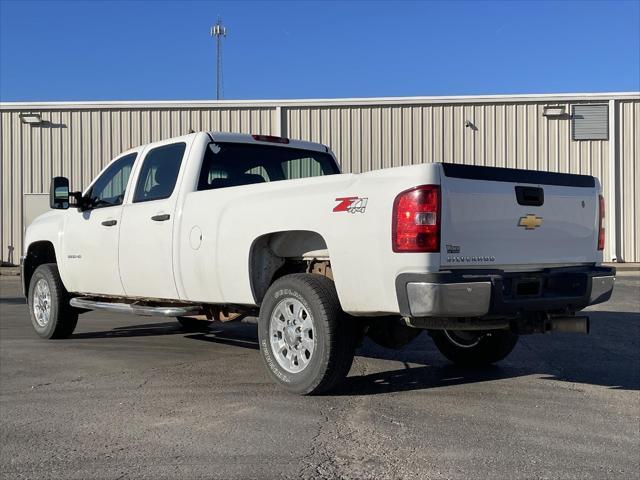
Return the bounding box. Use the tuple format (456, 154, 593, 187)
(515, 186, 544, 206)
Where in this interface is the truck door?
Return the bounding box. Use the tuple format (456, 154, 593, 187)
(61, 152, 137, 295)
(118, 141, 188, 300)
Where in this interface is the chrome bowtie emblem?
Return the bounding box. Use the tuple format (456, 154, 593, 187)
(518, 214, 543, 230)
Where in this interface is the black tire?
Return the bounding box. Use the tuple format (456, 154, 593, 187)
(27, 263, 78, 339)
(258, 274, 356, 395)
(177, 317, 213, 332)
(430, 329, 518, 367)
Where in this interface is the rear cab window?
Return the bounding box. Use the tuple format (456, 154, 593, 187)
(197, 142, 338, 191)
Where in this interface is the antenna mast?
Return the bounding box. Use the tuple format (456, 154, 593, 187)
(210, 16, 227, 100)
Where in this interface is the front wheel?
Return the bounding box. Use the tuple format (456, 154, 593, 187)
(430, 329, 518, 367)
(28, 263, 78, 339)
(258, 274, 356, 395)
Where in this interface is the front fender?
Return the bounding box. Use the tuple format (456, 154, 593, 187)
(23, 210, 68, 286)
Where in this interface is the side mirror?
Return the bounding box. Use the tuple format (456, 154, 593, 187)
(50, 177, 70, 209)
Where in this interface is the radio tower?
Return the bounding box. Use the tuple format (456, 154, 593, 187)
(210, 16, 227, 100)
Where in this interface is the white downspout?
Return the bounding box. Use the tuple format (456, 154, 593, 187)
(275, 106, 288, 138)
(608, 99, 619, 262)
(274, 106, 282, 136)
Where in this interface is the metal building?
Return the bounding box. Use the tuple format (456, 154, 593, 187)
(1, 92, 638, 264)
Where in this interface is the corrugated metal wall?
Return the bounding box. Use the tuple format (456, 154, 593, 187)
(286, 102, 609, 177)
(1, 95, 638, 264)
(618, 101, 639, 262)
(285, 102, 612, 259)
(0, 107, 277, 264)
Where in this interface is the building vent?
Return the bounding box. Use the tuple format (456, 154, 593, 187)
(572, 104, 608, 140)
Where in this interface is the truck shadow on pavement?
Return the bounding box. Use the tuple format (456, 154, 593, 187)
(184, 331, 261, 350)
(71, 322, 260, 347)
(336, 347, 640, 396)
(67, 310, 639, 394)
(335, 362, 512, 396)
(71, 321, 189, 339)
(339, 310, 640, 395)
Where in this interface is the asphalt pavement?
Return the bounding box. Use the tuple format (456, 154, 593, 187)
(1, 274, 638, 479)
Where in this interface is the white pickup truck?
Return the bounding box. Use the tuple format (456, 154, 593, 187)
(22, 131, 615, 394)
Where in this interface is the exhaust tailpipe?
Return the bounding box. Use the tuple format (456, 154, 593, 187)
(549, 316, 590, 334)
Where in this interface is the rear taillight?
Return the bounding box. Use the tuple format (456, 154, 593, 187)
(598, 194, 605, 251)
(392, 185, 440, 253)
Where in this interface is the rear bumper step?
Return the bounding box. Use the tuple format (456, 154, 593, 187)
(397, 265, 615, 318)
(70, 297, 202, 317)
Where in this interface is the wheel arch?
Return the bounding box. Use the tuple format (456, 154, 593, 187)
(248, 230, 330, 304)
(23, 240, 57, 296)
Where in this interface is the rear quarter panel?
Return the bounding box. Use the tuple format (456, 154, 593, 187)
(176, 163, 441, 315)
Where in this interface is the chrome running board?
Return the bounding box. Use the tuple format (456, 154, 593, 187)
(70, 297, 202, 317)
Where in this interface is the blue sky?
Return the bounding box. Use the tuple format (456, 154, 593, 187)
(0, 0, 638, 101)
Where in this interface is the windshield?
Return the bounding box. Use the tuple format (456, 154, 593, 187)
(197, 142, 339, 191)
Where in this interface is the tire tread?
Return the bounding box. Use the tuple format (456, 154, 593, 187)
(259, 273, 355, 395)
(29, 263, 78, 339)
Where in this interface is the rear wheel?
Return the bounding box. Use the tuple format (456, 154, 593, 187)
(177, 317, 212, 331)
(430, 329, 518, 366)
(258, 273, 356, 395)
(28, 263, 78, 339)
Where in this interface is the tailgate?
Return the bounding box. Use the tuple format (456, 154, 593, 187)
(439, 163, 601, 270)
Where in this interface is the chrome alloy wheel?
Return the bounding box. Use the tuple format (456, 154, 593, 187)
(444, 330, 487, 348)
(33, 278, 52, 328)
(269, 298, 316, 373)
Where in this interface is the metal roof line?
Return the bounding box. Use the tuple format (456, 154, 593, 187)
(1, 92, 639, 110)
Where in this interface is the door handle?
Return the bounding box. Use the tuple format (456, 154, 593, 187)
(151, 214, 170, 222)
(101, 220, 117, 227)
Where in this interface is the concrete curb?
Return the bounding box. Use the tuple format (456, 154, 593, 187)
(0, 267, 20, 276)
(604, 263, 640, 272)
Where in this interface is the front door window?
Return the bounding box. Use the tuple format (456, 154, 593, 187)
(87, 153, 137, 208)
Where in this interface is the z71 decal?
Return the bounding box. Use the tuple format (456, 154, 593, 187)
(333, 197, 368, 214)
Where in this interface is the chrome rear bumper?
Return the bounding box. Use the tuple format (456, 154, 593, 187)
(397, 266, 615, 318)
(589, 276, 615, 304)
(406, 281, 491, 317)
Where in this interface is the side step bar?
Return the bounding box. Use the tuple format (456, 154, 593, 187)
(70, 297, 202, 317)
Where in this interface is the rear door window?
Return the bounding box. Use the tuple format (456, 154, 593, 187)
(133, 143, 186, 202)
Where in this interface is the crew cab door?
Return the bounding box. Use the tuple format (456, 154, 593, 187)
(61, 152, 138, 295)
(118, 140, 188, 300)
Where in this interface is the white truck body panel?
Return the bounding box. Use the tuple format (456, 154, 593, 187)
(62, 205, 125, 296)
(176, 164, 440, 313)
(117, 135, 196, 299)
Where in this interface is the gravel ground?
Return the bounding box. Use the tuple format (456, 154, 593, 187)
(1, 274, 638, 479)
